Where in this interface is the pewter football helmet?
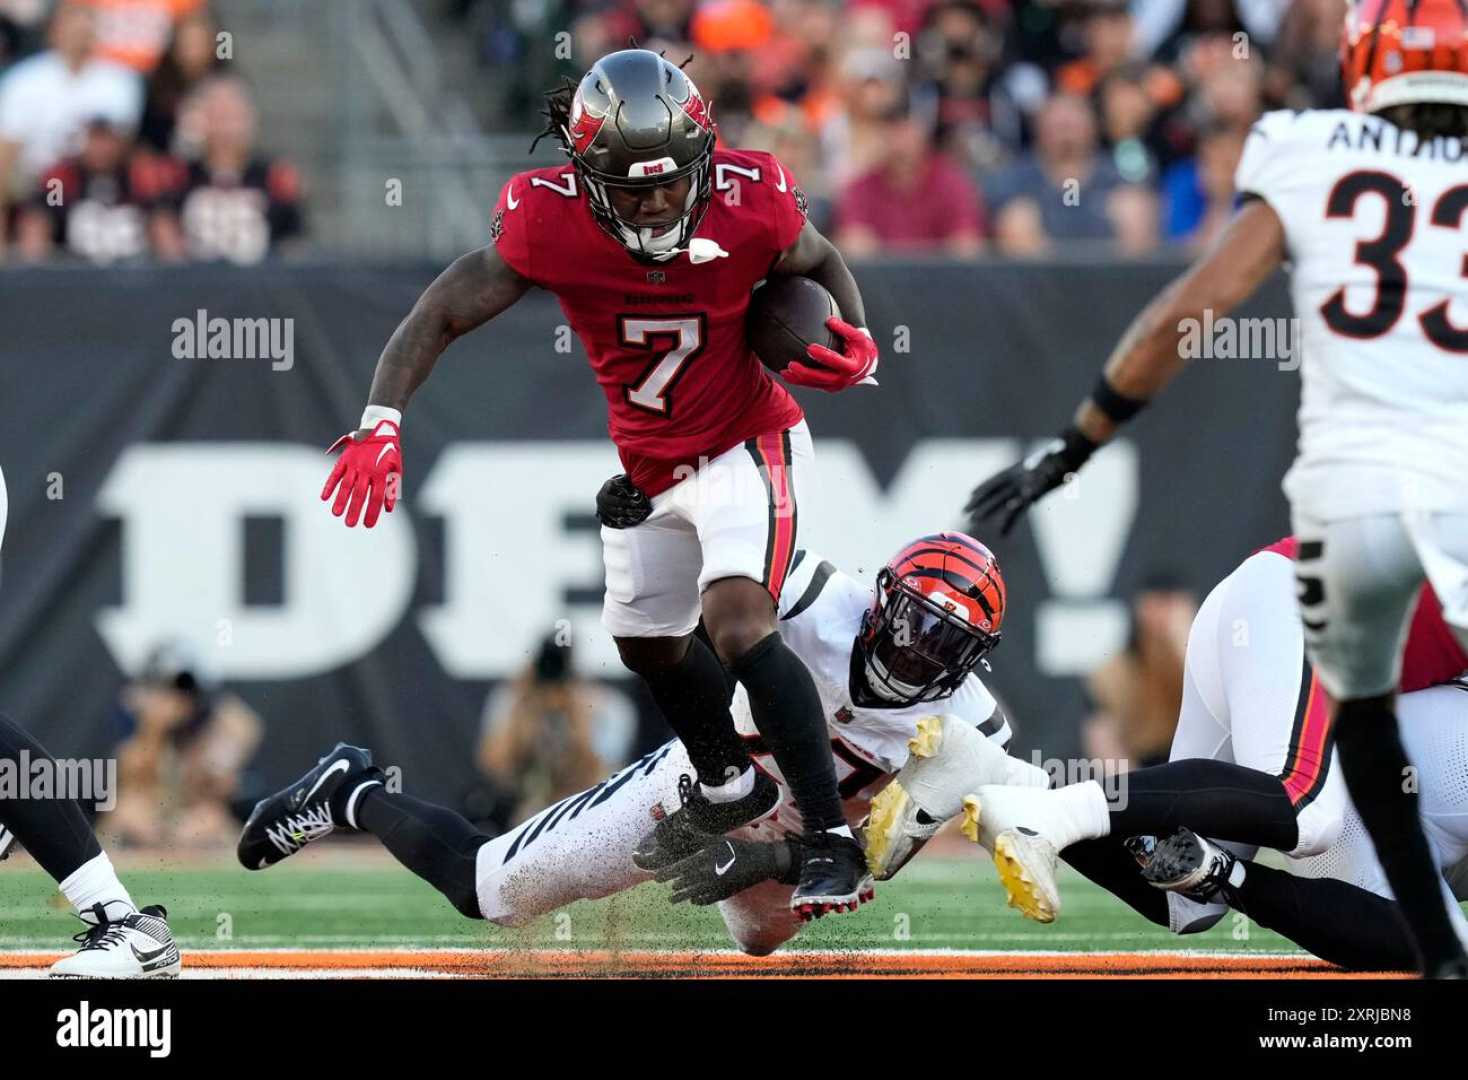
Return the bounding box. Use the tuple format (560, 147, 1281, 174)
(559, 49, 717, 261)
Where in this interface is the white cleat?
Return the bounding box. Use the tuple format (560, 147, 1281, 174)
(960, 786, 1066, 923)
(865, 714, 1027, 880)
(50, 902, 181, 979)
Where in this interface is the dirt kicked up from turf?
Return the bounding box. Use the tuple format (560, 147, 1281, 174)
(0, 949, 1406, 979)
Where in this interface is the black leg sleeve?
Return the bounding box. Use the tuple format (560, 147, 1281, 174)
(1061, 836, 1170, 928)
(730, 631, 845, 833)
(354, 787, 491, 920)
(639, 633, 749, 784)
(1334, 697, 1465, 971)
(1108, 758, 1299, 852)
(0, 713, 101, 883)
(1232, 861, 1419, 971)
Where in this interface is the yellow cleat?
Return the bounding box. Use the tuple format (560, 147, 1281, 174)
(863, 780, 911, 878)
(866, 714, 1016, 880)
(992, 832, 1058, 923)
(961, 790, 1062, 923)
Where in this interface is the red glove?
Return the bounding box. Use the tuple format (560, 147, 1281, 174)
(321, 418, 402, 528)
(783, 318, 879, 392)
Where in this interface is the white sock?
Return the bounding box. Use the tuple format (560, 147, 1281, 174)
(1005, 756, 1052, 789)
(701, 767, 755, 803)
(1052, 780, 1112, 847)
(58, 851, 135, 921)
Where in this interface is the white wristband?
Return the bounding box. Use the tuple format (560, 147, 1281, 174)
(360, 405, 403, 431)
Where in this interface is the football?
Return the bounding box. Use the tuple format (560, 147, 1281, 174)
(746, 276, 842, 373)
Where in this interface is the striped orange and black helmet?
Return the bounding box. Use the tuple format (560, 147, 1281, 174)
(856, 532, 1006, 706)
(1342, 0, 1468, 113)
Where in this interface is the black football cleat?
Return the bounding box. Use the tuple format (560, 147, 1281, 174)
(1140, 827, 1237, 903)
(633, 771, 780, 872)
(237, 742, 378, 870)
(791, 831, 874, 921)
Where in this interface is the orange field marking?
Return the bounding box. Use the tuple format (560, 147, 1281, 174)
(0, 949, 1407, 979)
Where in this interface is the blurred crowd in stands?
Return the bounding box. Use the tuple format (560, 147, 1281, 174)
(467, 0, 1349, 257)
(1, 0, 1353, 263)
(0, 0, 301, 264)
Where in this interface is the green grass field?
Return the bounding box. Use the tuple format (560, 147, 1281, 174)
(0, 843, 1304, 958)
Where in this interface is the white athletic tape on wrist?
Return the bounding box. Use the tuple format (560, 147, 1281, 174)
(360, 405, 403, 432)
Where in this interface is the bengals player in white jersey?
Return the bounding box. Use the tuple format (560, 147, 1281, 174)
(968, 0, 1468, 976)
(236, 533, 1048, 952)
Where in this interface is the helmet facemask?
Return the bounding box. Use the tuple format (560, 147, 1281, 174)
(858, 569, 1000, 707)
(577, 149, 714, 262)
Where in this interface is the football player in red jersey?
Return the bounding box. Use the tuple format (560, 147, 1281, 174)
(319, 49, 879, 918)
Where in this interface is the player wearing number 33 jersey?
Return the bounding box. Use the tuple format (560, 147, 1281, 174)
(1239, 105, 1468, 523)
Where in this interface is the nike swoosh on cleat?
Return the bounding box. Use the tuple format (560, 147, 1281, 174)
(131, 942, 171, 964)
(302, 759, 351, 804)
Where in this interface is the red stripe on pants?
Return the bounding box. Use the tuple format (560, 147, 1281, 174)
(755, 431, 797, 601)
(1282, 673, 1332, 806)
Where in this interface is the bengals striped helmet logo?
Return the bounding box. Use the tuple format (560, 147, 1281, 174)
(857, 532, 1006, 706)
(1342, 0, 1468, 113)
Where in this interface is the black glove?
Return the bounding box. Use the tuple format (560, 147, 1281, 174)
(595, 473, 652, 529)
(655, 835, 801, 906)
(964, 426, 1098, 536)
